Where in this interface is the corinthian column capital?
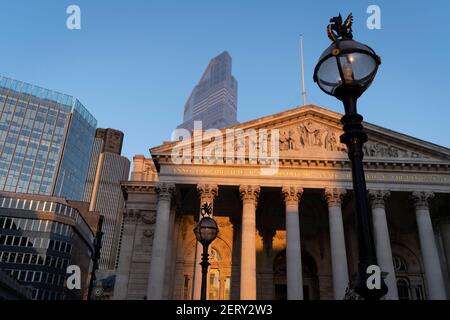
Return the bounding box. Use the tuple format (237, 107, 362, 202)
(239, 185, 261, 204)
(324, 188, 346, 207)
(282, 186, 304, 206)
(411, 191, 435, 210)
(368, 190, 391, 209)
(155, 183, 175, 201)
(197, 184, 219, 204)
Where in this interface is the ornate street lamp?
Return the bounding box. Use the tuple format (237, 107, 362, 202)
(313, 13, 388, 300)
(194, 203, 219, 300)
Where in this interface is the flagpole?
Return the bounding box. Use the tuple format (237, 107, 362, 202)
(300, 34, 307, 105)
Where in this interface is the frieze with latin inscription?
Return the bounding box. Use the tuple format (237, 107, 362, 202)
(162, 165, 450, 185)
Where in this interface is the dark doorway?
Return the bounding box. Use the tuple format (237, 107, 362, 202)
(275, 284, 287, 300)
(273, 250, 320, 300)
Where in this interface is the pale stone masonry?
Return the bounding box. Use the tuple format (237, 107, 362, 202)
(114, 105, 450, 300)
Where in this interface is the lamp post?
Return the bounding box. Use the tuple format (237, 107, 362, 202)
(194, 203, 219, 300)
(87, 215, 104, 300)
(313, 13, 387, 300)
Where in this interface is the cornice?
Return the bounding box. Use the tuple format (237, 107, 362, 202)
(121, 181, 155, 193)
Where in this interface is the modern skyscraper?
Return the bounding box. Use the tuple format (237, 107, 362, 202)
(177, 51, 238, 131)
(0, 76, 97, 201)
(83, 128, 130, 271)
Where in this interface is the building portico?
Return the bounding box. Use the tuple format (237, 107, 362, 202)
(114, 105, 450, 300)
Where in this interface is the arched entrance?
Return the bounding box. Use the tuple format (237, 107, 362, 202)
(273, 250, 320, 300)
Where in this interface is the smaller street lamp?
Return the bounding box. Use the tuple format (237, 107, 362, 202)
(194, 203, 219, 300)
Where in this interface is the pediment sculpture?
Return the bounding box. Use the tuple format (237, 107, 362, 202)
(278, 120, 427, 159)
(279, 120, 347, 154)
(363, 141, 425, 159)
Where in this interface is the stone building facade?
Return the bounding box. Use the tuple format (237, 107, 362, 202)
(114, 105, 450, 300)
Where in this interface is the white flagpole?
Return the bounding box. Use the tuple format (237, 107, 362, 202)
(300, 34, 307, 106)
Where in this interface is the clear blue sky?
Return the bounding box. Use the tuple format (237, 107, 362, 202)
(1, 0, 449, 161)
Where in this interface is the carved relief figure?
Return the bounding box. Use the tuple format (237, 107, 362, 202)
(279, 121, 352, 154)
(299, 125, 306, 148)
(303, 121, 322, 146)
(280, 130, 297, 151)
(364, 142, 402, 158)
(325, 132, 338, 151)
(363, 142, 422, 159)
(287, 130, 296, 150)
(280, 131, 288, 151)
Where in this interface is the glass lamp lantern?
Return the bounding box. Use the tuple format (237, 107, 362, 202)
(194, 216, 219, 245)
(313, 39, 381, 110)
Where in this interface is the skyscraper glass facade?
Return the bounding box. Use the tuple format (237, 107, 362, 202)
(177, 51, 238, 131)
(0, 76, 97, 201)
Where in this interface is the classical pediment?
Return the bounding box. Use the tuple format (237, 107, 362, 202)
(151, 105, 450, 164)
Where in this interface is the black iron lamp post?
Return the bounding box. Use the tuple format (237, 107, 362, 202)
(313, 13, 388, 300)
(194, 203, 219, 300)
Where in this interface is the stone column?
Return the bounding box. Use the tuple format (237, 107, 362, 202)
(163, 204, 177, 299)
(239, 185, 260, 300)
(282, 186, 304, 300)
(113, 210, 138, 300)
(324, 188, 349, 300)
(146, 183, 175, 300)
(192, 184, 218, 300)
(411, 192, 447, 300)
(368, 190, 398, 300)
(439, 218, 450, 286)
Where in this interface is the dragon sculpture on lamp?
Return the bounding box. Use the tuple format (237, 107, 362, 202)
(327, 13, 353, 42)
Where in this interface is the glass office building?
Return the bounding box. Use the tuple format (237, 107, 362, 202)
(0, 76, 97, 201)
(0, 192, 95, 300)
(177, 51, 238, 131)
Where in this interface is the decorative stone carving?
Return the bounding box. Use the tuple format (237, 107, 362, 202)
(141, 211, 156, 224)
(123, 209, 141, 222)
(281, 186, 303, 206)
(281, 121, 427, 159)
(239, 185, 260, 203)
(279, 130, 297, 151)
(155, 182, 175, 201)
(324, 188, 346, 207)
(411, 191, 435, 210)
(143, 229, 154, 238)
(197, 184, 218, 207)
(368, 190, 390, 209)
(363, 142, 424, 159)
(279, 120, 347, 153)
